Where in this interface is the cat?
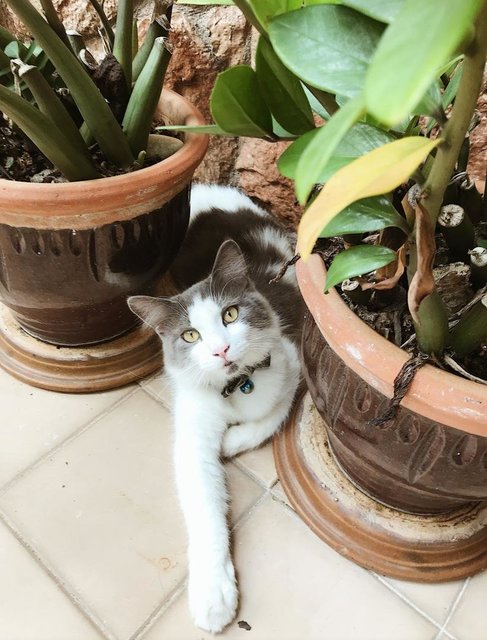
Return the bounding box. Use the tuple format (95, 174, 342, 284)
(128, 184, 304, 634)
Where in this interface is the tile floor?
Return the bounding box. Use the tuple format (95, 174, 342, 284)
(0, 366, 484, 640)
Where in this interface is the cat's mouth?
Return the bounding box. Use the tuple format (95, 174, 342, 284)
(224, 361, 238, 374)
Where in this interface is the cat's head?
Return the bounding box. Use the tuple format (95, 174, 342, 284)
(128, 240, 277, 387)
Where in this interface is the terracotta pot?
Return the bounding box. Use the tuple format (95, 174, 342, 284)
(0, 89, 208, 347)
(297, 255, 487, 515)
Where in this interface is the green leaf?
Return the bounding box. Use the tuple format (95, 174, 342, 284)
(412, 81, 443, 117)
(269, 5, 385, 97)
(320, 196, 409, 236)
(442, 62, 464, 108)
(297, 136, 441, 258)
(340, 0, 403, 23)
(211, 66, 274, 138)
(325, 244, 397, 291)
(278, 121, 394, 183)
(295, 95, 364, 203)
(365, 0, 485, 125)
(248, 1, 303, 29)
(255, 37, 315, 135)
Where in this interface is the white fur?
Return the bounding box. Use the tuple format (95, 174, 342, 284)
(166, 185, 301, 634)
(190, 184, 267, 219)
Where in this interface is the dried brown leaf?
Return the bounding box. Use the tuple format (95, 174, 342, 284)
(407, 202, 436, 323)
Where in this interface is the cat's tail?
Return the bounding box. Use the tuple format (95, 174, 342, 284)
(190, 184, 267, 220)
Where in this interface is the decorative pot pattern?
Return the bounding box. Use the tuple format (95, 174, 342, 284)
(0, 187, 189, 346)
(302, 309, 487, 514)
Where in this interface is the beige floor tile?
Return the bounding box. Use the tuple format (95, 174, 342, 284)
(0, 368, 131, 487)
(446, 571, 487, 639)
(0, 520, 102, 640)
(270, 480, 293, 509)
(232, 440, 278, 488)
(141, 371, 172, 410)
(378, 575, 464, 628)
(0, 390, 263, 640)
(144, 496, 437, 640)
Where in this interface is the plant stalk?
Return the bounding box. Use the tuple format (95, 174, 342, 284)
(5, 0, 134, 168)
(39, 0, 73, 52)
(88, 0, 115, 47)
(123, 37, 171, 155)
(414, 290, 450, 355)
(113, 0, 133, 88)
(0, 84, 99, 181)
(437, 203, 475, 262)
(421, 2, 487, 226)
(132, 2, 171, 82)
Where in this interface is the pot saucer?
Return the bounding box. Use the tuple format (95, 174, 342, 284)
(274, 393, 487, 582)
(0, 304, 161, 393)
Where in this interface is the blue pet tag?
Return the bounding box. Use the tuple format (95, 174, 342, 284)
(239, 378, 254, 394)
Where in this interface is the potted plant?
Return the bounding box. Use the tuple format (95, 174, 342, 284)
(173, 0, 487, 580)
(0, 0, 208, 392)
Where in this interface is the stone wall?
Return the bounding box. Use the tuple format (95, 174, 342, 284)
(0, 1, 301, 226)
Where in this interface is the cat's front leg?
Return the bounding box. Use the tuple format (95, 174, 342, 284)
(222, 397, 293, 458)
(173, 389, 238, 634)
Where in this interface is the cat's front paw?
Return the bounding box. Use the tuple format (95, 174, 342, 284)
(188, 556, 238, 634)
(222, 426, 249, 458)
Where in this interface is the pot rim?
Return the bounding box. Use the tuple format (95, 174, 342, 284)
(297, 254, 487, 434)
(0, 89, 208, 230)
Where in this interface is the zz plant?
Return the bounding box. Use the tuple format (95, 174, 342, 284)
(172, 0, 487, 366)
(0, 0, 173, 181)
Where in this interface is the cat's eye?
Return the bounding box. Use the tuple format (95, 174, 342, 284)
(181, 329, 200, 343)
(223, 306, 239, 324)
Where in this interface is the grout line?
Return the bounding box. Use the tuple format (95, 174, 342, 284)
(230, 455, 278, 492)
(130, 490, 270, 640)
(0, 385, 140, 497)
(139, 382, 171, 412)
(129, 578, 188, 640)
(0, 510, 116, 640)
(432, 578, 469, 640)
(373, 574, 444, 633)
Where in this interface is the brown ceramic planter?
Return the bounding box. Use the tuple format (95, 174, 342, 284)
(0, 89, 208, 346)
(0, 89, 207, 391)
(273, 255, 487, 581)
(296, 255, 487, 515)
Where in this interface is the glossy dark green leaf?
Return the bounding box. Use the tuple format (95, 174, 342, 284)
(269, 5, 385, 97)
(278, 121, 394, 183)
(211, 65, 274, 138)
(412, 81, 442, 117)
(295, 95, 364, 202)
(365, 0, 485, 125)
(255, 37, 315, 135)
(320, 196, 409, 236)
(325, 244, 397, 291)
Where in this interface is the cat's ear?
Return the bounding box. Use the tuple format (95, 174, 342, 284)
(210, 239, 249, 292)
(127, 295, 177, 333)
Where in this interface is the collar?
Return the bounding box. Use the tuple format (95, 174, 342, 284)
(221, 354, 271, 398)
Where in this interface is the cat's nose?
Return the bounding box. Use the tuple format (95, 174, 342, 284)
(212, 344, 230, 359)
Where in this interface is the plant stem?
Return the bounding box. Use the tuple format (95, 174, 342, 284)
(88, 0, 115, 47)
(449, 295, 487, 357)
(132, 1, 171, 82)
(39, 0, 73, 53)
(113, 0, 133, 88)
(421, 2, 487, 225)
(6, 0, 134, 168)
(232, 0, 266, 36)
(0, 84, 99, 181)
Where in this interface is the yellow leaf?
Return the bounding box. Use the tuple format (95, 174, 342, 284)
(297, 136, 442, 259)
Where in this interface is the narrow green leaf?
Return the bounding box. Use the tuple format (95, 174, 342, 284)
(39, 0, 73, 52)
(269, 5, 385, 97)
(0, 84, 98, 181)
(255, 37, 314, 135)
(0, 25, 16, 49)
(365, 0, 485, 125)
(295, 96, 364, 203)
(133, 3, 171, 81)
(412, 81, 443, 117)
(325, 244, 397, 291)
(6, 0, 134, 168)
(211, 66, 274, 138)
(88, 0, 115, 46)
(442, 62, 464, 108)
(320, 196, 409, 236)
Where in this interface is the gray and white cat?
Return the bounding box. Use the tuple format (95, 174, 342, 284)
(128, 184, 304, 634)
